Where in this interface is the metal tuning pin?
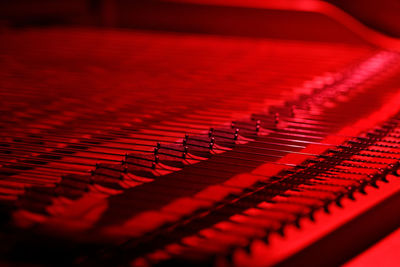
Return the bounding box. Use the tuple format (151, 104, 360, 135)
(209, 137, 215, 150)
(256, 120, 261, 133)
(208, 128, 214, 138)
(183, 134, 189, 147)
(234, 128, 239, 140)
(154, 142, 161, 156)
(274, 112, 280, 127)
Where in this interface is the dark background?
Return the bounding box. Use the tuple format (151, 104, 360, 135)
(0, 0, 399, 37)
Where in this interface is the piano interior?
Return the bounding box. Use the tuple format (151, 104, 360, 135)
(1, 0, 400, 266)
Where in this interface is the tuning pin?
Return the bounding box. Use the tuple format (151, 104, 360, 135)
(367, 173, 379, 188)
(323, 201, 331, 214)
(390, 162, 400, 176)
(122, 153, 129, 164)
(234, 128, 239, 140)
(154, 142, 161, 155)
(152, 155, 159, 169)
(370, 180, 378, 188)
(274, 112, 279, 126)
(256, 120, 261, 132)
(183, 134, 189, 146)
(209, 137, 215, 150)
(335, 196, 343, 208)
(358, 180, 367, 194)
(209, 128, 214, 137)
(277, 224, 285, 237)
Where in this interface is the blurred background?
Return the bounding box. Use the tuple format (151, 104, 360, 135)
(0, 0, 399, 37)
